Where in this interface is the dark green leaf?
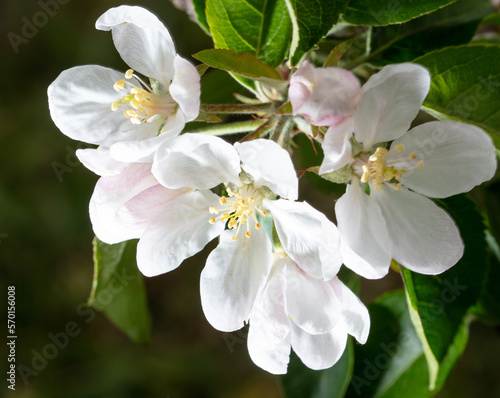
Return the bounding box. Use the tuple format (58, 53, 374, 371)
(281, 338, 354, 398)
(193, 49, 283, 80)
(89, 238, 151, 344)
(400, 194, 487, 388)
(192, 0, 210, 34)
(367, 0, 494, 65)
(343, 0, 456, 26)
(286, 0, 349, 65)
(414, 44, 500, 141)
(346, 290, 469, 398)
(205, 0, 292, 67)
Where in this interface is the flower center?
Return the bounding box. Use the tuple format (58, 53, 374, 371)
(111, 69, 177, 126)
(354, 145, 423, 191)
(208, 185, 267, 241)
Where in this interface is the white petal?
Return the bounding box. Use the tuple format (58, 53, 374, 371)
(170, 55, 201, 122)
(330, 278, 370, 344)
(90, 163, 179, 243)
(200, 227, 273, 332)
(235, 139, 298, 200)
(290, 322, 347, 371)
(96, 6, 176, 86)
(136, 190, 224, 276)
(289, 61, 361, 126)
(353, 63, 430, 148)
(48, 65, 145, 145)
(336, 182, 391, 279)
(76, 147, 129, 176)
(285, 260, 339, 335)
(249, 256, 290, 348)
(319, 118, 355, 174)
(389, 121, 497, 198)
(153, 133, 241, 189)
(372, 186, 464, 274)
(265, 199, 342, 280)
(247, 327, 291, 375)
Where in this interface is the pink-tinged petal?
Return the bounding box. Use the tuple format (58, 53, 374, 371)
(201, 227, 273, 332)
(330, 278, 370, 344)
(247, 328, 291, 375)
(48, 65, 146, 145)
(153, 133, 241, 189)
(249, 256, 290, 348)
(388, 121, 497, 198)
(353, 63, 430, 149)
(290, 61, 361, 126)
(170, 55, 200, 122)
(235, 139, 298, 200)
(285, 260, 340, 334)
(89, 163, 175, 243)
(136, 189, 224, 277)
(319, 118, 355, 174)
(336, 182, 391, 279)
(76, 147, 129, 176)
(372, 186, 464, 274)
(96, 6, 176, 86)
(290, 322, 347, 371)
(265, 199, 342, 280)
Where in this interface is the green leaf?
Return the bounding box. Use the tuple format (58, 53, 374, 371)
(400, 194, 487, 389)
(363, 0, 495, 66)
(193, 49, 283, 80)
(324, 37, 354, 67)
(281, 338, 354, 398)
(89, 238, 151, 344)
(346, 290, 469, 398)
(192, 0, 210, 34)
(414, 44, 500, 141)
(343, 0, 456, 26)
(205, 0, 292, 67)
(285, 0, 349, 65)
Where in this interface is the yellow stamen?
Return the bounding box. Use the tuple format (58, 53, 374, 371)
(125, 69, 134, 79)
(113, 79, 125, 91)
(395, 144, 405, 153)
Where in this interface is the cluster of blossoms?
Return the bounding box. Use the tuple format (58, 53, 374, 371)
(48, 6, 496, 374)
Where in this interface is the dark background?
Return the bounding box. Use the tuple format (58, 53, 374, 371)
(1, 1, 499, 397)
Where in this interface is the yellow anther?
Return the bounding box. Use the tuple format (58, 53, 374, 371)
(219, 197, 227, 205)
(114, 79, 125, 91)
(111, 101, 119, 111)
(123, 110, 131, 119)
(418, 160, 424, 170)
(394, 183, 402, 191)
(130, 117, 141, 125)
(395, 144, 405, 153)
(209, 218, 215, 224)
(374, 184, 384, 191)
(248, 196, 254, 203)
(261, 210, 267, 216)
(228, 219, 238, 229)
(361, 165, 370, 183)
(245, 231, 251, 238)
(209, 207, 218, 214)
(125, 69, 134, 79)
(409, 152, 416, 160)
(255, 223, 261, 229)
(130, 99, 141, 109)
(231, 236, 238, 241)
(126, 110, 138, 118)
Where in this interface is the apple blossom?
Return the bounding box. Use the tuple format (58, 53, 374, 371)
(140, 134, 343, 332)
(318, 63, 497, 278)
(48, 5, 200, 167)
(247, 253, 369, 374)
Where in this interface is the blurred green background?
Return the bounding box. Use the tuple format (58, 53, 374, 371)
(1, 1, 499, 397)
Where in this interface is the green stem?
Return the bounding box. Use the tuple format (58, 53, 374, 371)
(184, 119, 266, 136)
(201, 103, 274, 115)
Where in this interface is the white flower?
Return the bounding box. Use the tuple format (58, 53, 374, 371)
(139, 134, 342, 331)
(289, 61, 361, 127)
(247, 253, 369, 374)
(48, 6, 200, 168)
(319, 63, 497, 278)
(89, 162, 190, 244)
